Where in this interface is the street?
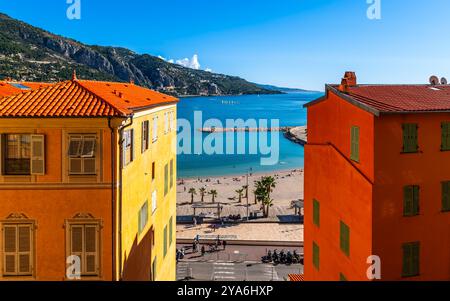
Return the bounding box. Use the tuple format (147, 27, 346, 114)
(177, 261, 303, 281)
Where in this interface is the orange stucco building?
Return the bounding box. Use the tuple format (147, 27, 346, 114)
(0, 76, 178, 281)
(304, 72, 450, 281)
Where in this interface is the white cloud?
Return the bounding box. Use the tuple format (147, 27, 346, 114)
(176, 54, 201, 70)
(205, 68, 213, 72)
(159, 54, 207, 70)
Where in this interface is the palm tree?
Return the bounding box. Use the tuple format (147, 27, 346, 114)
(254, 179, 268, 216)
(262, 196, 274, 218)
(236, 189, 244, 203)
(209, 189, 218, 203)
(242, 185, 249, 199)
(262, 176, 276, 199)
(199, 187, 207, 203)
(188, 188, 197, 204)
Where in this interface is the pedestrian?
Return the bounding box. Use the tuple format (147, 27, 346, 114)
(223, 240, 227, 250)
(193, 217, 197, 227)
(201, 245, 206, 256)
(192, 242, 196, 253)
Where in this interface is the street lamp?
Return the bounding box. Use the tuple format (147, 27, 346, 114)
(246, 167, 253, 220)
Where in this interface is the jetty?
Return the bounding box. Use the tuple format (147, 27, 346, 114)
(198, 125, 308, 145)
(198, 127, 292, 133)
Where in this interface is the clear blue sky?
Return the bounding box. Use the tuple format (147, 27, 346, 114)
(1, 0, 449, 90)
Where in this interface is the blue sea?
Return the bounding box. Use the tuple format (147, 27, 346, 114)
(176, 92, 323, 178)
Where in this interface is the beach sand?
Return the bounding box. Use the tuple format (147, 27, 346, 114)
(176, 169, 304, 218)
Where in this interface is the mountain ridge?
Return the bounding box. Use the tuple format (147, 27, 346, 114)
(0, 12, 280, 97)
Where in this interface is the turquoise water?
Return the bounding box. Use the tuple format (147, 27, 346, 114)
(177, 92, 322, 178)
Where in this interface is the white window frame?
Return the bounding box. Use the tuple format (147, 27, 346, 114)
(68, 134, 97, 175)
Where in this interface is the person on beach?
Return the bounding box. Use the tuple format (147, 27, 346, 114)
(223, 240, 227, 250)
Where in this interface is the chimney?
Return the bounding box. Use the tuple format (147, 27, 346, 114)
(72, 70, 77, 81)
(338, 71, 357, 92)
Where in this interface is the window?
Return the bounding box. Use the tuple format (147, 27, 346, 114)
(68, 135, 96, 175)
(123, 129, 134, 166)
(138, 200, 148, 234)
(312, 242, 319, 270)
(163, 225, 168, 257)
(350, 126, 360, 162)
(402, 123, 418, 153)
(152, 117, 158, 142)
(169, 111, 175, 132)
(1, 134, 45, 175)
(2, 222, 34, 276)
(403, 185, 420, 216)
(170, 159, 174, 189)
(169, 216, 173, 247)
(151, 191, 157, 214)
(313, 199, 320, 227)
(402, 242, 420, 277)
(164, 163, 169, 196)
(152, 162, 156, 181)
(442, 181, 450, 212)
(339, 273, 347, 281)
(164, 112, 169, 134)
(442, 122, 450, 151)
(152, 257, 157, 281)
(142, 121, 149, 153)
(67, 222, 100, 276)
(340, 221, 350, 257)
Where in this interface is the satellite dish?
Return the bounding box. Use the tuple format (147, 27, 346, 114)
(441, 77, 448, 85)
(429, 75, 439, 85)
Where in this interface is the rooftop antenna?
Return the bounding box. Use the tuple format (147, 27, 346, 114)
(429, 75, 439, 85)
(441, 77, 448, 85)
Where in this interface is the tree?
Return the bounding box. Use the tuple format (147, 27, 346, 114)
(235, 189, 244, 203)
(262, 176, 276, 199)
(188, 188, 197, 204)
(242, 185, 249, 199)
(209, 189, 218, 203)
(262, 196, 274, 218)
(254, 180, 268, 216)
(199, 187, 207, 203)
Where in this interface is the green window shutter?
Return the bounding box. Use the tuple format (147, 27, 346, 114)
(411, 243, 420, 276)
(164, 164, 169, 196)
(313, 199, 320, 227)
(402, 242, 420, 277)
(163, 225, 168, 257)
(402, 243, 411, 276)
(403, 186, 413, 216)
(313, 242, 320, 270)
(350, 126, 360, 162)
(442, 182, 450, 212)
(403, 124, 418, 153)
(442, 122, 450, 151)
(340, 221, 350, 257)
(413, 186, 420, 215)
(404, 186, 420, 216)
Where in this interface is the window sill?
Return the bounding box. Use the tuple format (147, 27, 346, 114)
(403, 213, 420, 218)
(400, 151, 420, 154)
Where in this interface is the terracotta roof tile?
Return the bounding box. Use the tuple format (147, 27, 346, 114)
(0, 80, 178, 117)
(332, 84, 450, 113)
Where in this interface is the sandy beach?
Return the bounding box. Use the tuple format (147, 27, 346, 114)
(176, 169, 304, 219)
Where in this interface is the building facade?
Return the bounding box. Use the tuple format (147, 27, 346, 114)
(0, 77, 177, 281)
(304, 72, 450, 281)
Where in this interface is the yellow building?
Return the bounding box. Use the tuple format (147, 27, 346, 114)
(0, 76, 178, 281)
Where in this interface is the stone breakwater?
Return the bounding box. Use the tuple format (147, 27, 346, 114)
(283, 126, 307, 145)
(198, 127, 293, 133)
(198, 126, 308, 145)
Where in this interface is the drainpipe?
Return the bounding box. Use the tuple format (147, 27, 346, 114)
(107, 117, 116, 281)
(117, 115, 134, 280)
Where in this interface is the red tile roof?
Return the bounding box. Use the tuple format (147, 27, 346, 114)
(0, 81, 52, 97)
(331, 84, 450, 113)
(0, 79, 178, 117)
(288, 274, 304, 281)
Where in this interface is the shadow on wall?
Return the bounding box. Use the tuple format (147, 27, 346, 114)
(122, 230, 153, 281)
